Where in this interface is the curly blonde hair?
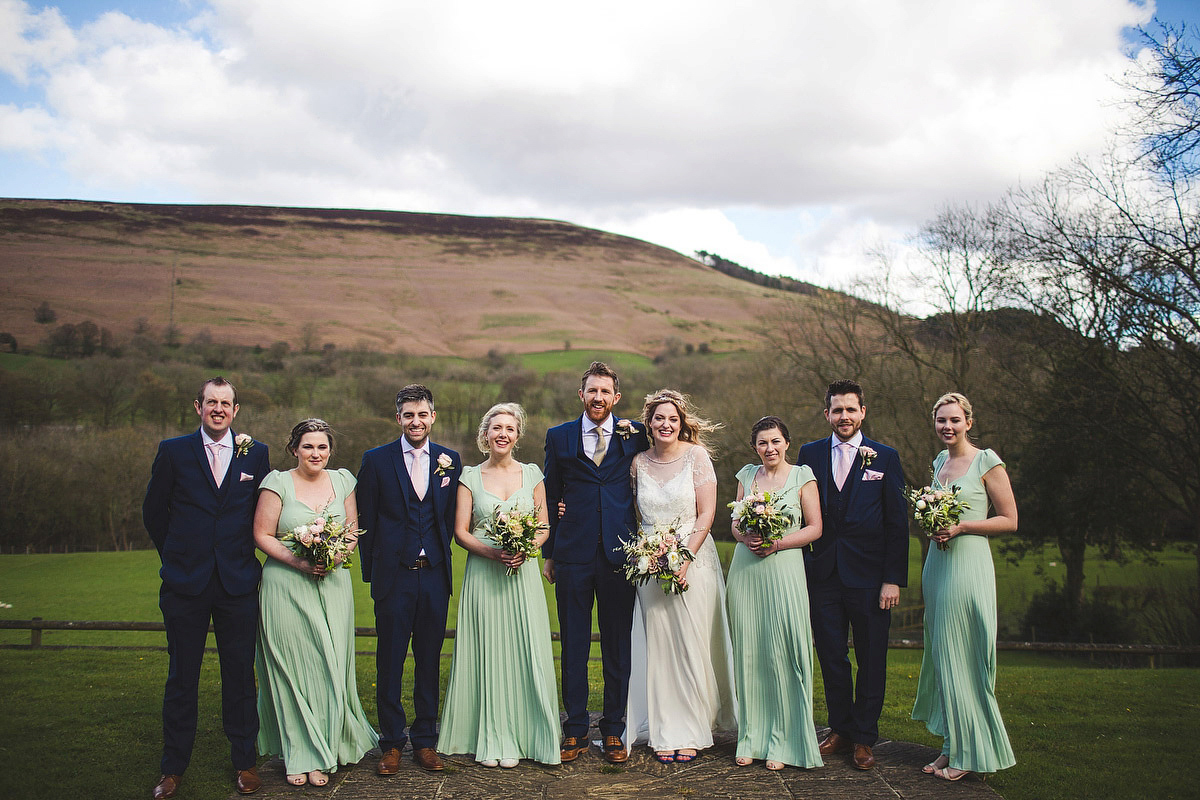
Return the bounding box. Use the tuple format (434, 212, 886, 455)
(641, 389, 721, 454)
(476, 402, 527, 453)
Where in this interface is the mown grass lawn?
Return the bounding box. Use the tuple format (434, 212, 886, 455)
(1, 550, 1196, 800)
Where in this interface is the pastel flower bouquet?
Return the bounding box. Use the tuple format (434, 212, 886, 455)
(280, 511, 359, 576)
(728, 489, 796, 548)
(906, 476, 970, 551)
(482, 506, 545, 575)
(620, 519, 695, 595)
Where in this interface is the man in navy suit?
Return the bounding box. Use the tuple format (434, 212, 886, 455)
(357, 384, 461, 775)
(143, 377, 271, 799)
(542, 362, 649, 764)
(797, 379, 908, 771)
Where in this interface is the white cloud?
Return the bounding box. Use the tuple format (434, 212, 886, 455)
(0, 0, 1169, 288)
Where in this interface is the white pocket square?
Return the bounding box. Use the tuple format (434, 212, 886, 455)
(862, 469, 884, 481)
(440, 476, 451, 487)
(239, 472, 254, 482)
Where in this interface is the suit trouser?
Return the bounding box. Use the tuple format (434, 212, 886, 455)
(159, 573, 259, 775)
(375, 565, 450, 751)
(555, 548, 636, 739)
(808, 571, 891, 746)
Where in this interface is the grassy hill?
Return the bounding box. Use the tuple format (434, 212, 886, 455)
(0, 198, 821, 357)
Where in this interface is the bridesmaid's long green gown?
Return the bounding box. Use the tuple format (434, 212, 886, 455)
(255, 468, 378, 774)
(725, 463, 823, 768)
(437, 462, 560, 764)
(912, 448, 1015, 773)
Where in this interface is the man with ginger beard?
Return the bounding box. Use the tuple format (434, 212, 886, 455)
(542, 362, 649, 764)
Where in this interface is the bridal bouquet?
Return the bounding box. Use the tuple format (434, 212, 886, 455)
(619, 519, 695, 595)
(907, 477, 970, 551)
(482, 506, 544, 576)
(280, 511, 359, 576)
(729, 490, 795, 547)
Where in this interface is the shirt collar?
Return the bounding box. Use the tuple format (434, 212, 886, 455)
(831, 431, 863, 450)
(201, 428, 233, 448)
(401, 438, 428, 458)
(583, 415, 614, 435)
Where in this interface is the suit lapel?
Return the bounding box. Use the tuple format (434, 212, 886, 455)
(818, 438, 834, 514)
(429, 443, 448, 516)
(390, 439, 414, 506)
(190, 431, 222, 495)
(843, 437, 867, 508)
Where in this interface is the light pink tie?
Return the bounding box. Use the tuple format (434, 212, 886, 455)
(411, 450, 427, 500)
(207, 442, 225, 487)
(834, 442, 855, 490)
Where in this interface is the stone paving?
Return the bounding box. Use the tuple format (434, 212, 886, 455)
(232, 725, 1002, 800)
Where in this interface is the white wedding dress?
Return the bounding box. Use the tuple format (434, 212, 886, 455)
(625, 446, 737, 751)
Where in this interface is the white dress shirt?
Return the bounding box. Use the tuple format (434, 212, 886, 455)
(582, 415, 614, 460)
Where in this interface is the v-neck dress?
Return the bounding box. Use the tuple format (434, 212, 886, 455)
(255, 468, 378, 774)
(911, 449, 1015, 773)
(437, 462, 560, 764)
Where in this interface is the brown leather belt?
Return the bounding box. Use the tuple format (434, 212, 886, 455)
(408, 556, 432, 570)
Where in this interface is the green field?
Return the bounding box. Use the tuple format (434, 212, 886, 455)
(1, 549, 1197, 800)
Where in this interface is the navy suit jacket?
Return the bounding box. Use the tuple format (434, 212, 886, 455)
(356, 438, 461, 600)
(142, 430, 271, 597)
(542, 416, 649, 566)
(797, 435, 909, 590)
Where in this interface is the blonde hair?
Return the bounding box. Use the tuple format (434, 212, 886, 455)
(932, 392, 974, 421)
(641, 389, 721, 454)
(476, 402, 527, 453)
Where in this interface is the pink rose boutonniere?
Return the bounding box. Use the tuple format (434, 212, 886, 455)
(434, 453, 454, 477)
(858, 445, 877, 469)
(615, 419, 639, 440)
(234, 433, 254, 458)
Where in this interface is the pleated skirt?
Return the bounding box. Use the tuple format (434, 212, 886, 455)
(437, 553, 561, 764)
(256, 560, 378, 773)
(726, 544, 823, 768)
(912, 535, 1015, 773)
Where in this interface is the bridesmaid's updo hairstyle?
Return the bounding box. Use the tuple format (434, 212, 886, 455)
(286, 418, 334, 457)
(750, 415, 790, 449)
(641, 389, 722, 454)
(476, 402, 527, 453)
(931, 392, 974, 422)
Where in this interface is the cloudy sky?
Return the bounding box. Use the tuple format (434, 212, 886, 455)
(1, 0, 1196, 294)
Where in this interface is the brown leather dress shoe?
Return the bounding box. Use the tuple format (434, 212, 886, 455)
(235, 767, 261, 794)
(853, 744, 876, 770)
(152, 774, 181, 800)
(818, 732, 852, 756)
(413, 747, 445, 771)
(560, 736, 589, 762)
(602, 735, 628, 764)
(377, 747, 402, 775)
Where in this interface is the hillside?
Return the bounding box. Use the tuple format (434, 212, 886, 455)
(0, 199, 822, 357)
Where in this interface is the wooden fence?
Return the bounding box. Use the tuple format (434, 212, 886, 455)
(3, 618, 1197, 667)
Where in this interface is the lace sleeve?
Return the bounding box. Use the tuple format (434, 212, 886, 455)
(690, 446, 717, 489)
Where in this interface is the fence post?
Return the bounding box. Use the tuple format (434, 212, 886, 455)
(30, 617, 42, 649)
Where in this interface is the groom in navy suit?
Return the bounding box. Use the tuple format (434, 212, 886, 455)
(542, 361, 648, 764)
(357, 384, 461, 775)
(797, 379, 908, 771)
(143, 377, 271, 799)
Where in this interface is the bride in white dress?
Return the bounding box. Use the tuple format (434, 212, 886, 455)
(625, 389, 737, 763)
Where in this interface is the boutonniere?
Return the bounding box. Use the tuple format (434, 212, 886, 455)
(434, 453, 454, 476)
(615, 419, 640, 440)
(234, 433, 254, 458)
(858, 445, 877, 469)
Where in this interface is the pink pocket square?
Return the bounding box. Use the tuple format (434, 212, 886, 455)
(441, 476, 451, 487)
(239, 472, 254, 482)
(862, 469, 884, 481)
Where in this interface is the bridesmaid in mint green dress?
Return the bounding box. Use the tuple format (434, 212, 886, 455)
(912, 394, 1017, 781)
(726, 416, 824, 771)
(437, 403, 560, 768)
(253, 419, 378, 788)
